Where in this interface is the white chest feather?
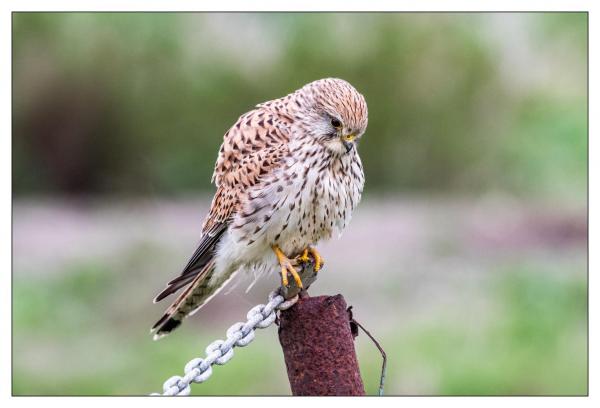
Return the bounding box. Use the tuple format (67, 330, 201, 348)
(229, 144, 363, 259)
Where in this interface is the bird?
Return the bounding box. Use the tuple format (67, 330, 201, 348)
(151, 78, 368, 340)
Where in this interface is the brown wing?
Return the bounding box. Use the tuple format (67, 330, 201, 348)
(204, 105, 292, 231)
(153, 106, 291, 303)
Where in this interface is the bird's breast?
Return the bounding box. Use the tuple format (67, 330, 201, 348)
(230, 148, 364, 258)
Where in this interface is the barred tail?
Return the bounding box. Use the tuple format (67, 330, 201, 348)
(151, 223, 229, 339)
(151, 259, 219, 340)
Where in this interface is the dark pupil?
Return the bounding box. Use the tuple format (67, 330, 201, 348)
(331, 119, 341, 128)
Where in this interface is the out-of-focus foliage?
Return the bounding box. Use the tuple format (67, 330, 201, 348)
(12, 13, 587, 197)
(12, 199, 587, 395)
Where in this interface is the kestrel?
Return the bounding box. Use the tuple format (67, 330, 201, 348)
(152, 78, 368, 339)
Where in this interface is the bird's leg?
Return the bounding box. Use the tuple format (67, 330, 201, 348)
(272, 245, 303, 288)
(298, 245, 324, 272)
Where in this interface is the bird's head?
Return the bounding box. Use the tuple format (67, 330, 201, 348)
(292, 78, 368, 155)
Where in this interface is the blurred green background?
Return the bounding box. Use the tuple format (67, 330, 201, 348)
(12, 13, 587, 395)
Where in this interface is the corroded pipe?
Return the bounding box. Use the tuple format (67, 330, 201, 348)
(278, 294, 365, 396)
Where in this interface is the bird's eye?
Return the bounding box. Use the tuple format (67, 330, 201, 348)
(331, 118, 342, 128)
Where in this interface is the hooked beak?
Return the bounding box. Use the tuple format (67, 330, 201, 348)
(341, 134, 356, 153)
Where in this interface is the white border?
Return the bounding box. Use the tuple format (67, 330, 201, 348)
(0, 0, 594, 12)
(1, 1, 595, 406)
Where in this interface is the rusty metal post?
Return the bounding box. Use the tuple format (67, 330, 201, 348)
(277, 294, 366, 396)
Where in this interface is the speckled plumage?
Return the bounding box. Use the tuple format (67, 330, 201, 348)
(152, 78, 368, 339)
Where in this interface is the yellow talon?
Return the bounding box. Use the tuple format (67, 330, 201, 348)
(297, 246, 324, 272)
(309, 246, 323, 272)
(279, 266, 289, 287)
(299, 248, 310, 263)
(272, 245, 303, 288)
(288, 265, 303, 288)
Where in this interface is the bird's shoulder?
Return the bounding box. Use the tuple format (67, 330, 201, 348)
(203, 105, 293, 232)
(212, 104, 293, 187)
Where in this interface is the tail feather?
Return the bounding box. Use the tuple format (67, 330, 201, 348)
(151, 223, 228, 338)
(153, 225, 226, 304)
(151, 259, 217, 339)
(153, 271, 199, 303)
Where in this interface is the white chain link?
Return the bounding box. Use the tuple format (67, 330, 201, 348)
(151, 290, 299, 396)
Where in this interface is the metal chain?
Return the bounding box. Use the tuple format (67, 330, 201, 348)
(151, 290, 299, 396)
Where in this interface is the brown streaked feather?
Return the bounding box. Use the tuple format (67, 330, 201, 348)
(202, 107, 291, 233)
(211, 106, 291, 188)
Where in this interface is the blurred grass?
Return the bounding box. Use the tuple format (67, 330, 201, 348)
(343, 264, 586, 396)
(13, 238, 587, 395)
(12, 254, 289, 395)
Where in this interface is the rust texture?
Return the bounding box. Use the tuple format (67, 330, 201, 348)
(278, 294, 366, 396)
